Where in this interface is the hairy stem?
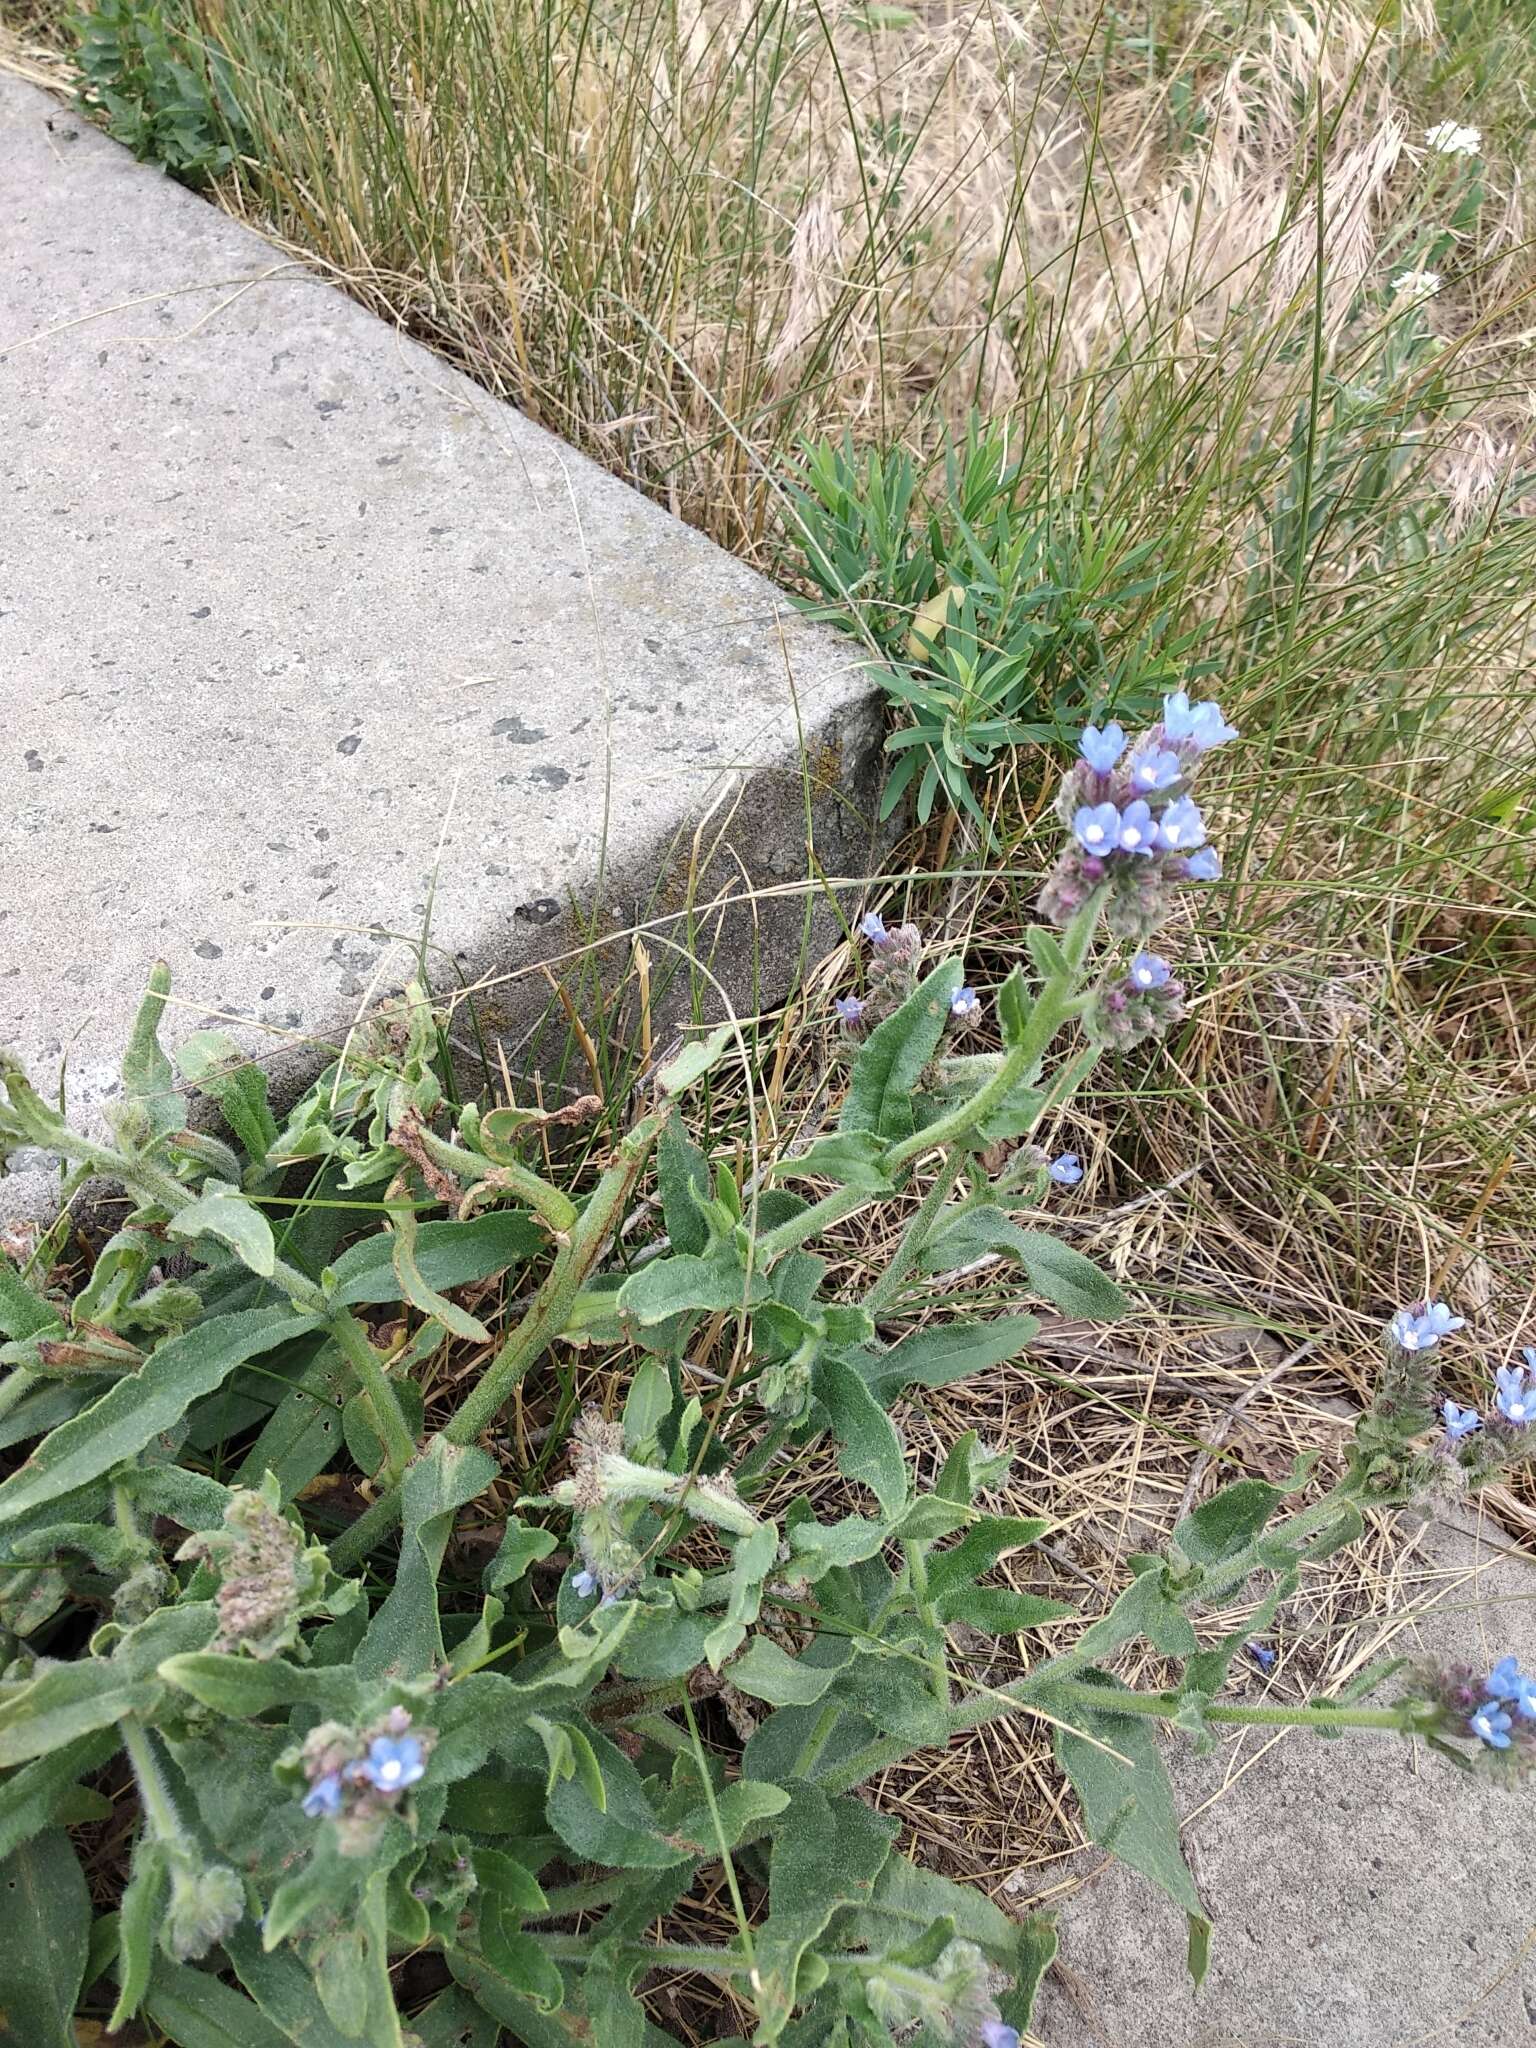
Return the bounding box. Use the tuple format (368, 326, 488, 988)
(325, 1306, 418, 1482)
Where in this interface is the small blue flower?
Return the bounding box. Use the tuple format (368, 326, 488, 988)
(571, 1568, 598, 1598)
(1163, 691, 1238, 749)
(1245, 1640, 1277, 1672)
(859, 911, 888, 945)
(1128, 952, 1171, 991)
(1154, 796, 1206, 851)
(1494, 1363, 1536, 1425)
(833, 995, 864, 1024)
(1116, 798, 1158, 856)
(357, 1735, 426, 1795)
(1048, 1152, 1083, 1184)
(1184, 846, 1223, 882)
(301, 1772, 343, 1820)
(1389, 1301, 1465, 1353)
(980, 2025, 1021, 2048)
(1486, 1655, 1527, 1700)
(1441, 1399, 1481, 1443)
(950, 986, 981, 1020)
(1079, 721, 1127, 773)
(1470, 1702, 1513, 1750)
(1524, 1346, 1536, 1374)
(1073, 801, 1122, 854)
(1190, 701, 1240, 749)
(1130, 747, 1183, 794)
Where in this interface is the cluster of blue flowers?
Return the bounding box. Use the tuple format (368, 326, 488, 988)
(300, 1714, 428, 1822)
(1469, 1657, 1536, 1752)
(1040, 692, 1235, 943)
(1387, 1295, 1536, 1452)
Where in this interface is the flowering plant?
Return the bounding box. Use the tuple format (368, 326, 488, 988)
(0, 705, 1527, 2046)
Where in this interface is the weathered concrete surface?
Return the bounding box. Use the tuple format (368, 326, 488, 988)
(0, 75, 881, 1134)
(1031, 1507, 1536, 2047)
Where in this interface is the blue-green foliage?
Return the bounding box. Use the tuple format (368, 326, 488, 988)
(71, 0, 249, 188)
(0, 916, 1516, 2043)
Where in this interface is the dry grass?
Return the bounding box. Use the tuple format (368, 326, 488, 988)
(6, 0, 1536, 2028)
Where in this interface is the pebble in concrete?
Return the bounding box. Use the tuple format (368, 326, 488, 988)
(1030, 1506, 1536, 2046)
(0, 74, 881, 1137)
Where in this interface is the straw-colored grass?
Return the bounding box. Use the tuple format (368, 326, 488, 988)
(6, 0, 1536, 2030)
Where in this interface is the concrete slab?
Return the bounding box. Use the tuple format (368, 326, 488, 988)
(1030, 1506, 1536, 2047)
(0, 75, 882, 1132)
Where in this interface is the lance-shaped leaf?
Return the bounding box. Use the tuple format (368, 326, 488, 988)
(388, 1197, 490, 1343)
(178, 1030, 279, 1169)
(727, 1636, 845, 1708)
(920, 1209, 1130, 1319)
(750, 1785, 898, 2039)
(856, 1314, 1039, 1404)
(0, 1727, 121, 1862)
(546, 1729, 689, 1870)
(0, 1829, 91, 2048)
(114, 959, 184, 1149)
(617, 1249, 763, 1327)
(840, 960, 965, 1141)
(327, 1210, 543, 1306)
(144, 1953, 295, 2048)
(157, 1651, 358, 1721)
(0, 1307, 319, 1526)
(1041, 1669, 1211, 1982)
(167, 1183, 277, 1279)
(813, 1354, 908, 1518)
(657, 1117, 712, 1256)
(357, 1438, 498, 1679)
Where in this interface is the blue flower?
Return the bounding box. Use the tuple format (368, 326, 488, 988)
(301, 1772, 343, 1820)
(1470, 1702, 1513, 1750)
(357, 1734, 426, 1795)
(980, 2025, 1021, 2048)
(1389, 1301, 1465, 1353)
(1079, 722, 1127, 773)
(1073, 801, 1121, 854)
(950, 986, 981, 1020)
(833, 995, 864, 1024)
(1486, 1655, 1527, 1700)
(1115, 798, 1158, 856)
(1246, 1640, 1277, 1672)
(1128, 952, 1171, 990)
(859, 911, 888, 945)
(1184, 846, 1222, 882)
(1048, 1152, 1083, 1184)
(1130, 747, 1183, 794)
(1153, 796, 1206, 851)
(1494, 1363, 1536, 1425)
(1163, 691, 1238, 749)
(571, 1568, 598, 1598)
(1441, 1399, 1481, 1443)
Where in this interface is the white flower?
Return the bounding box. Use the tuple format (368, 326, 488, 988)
(1391, 268, 1442, 305)
(1425, 121, 1481, 158)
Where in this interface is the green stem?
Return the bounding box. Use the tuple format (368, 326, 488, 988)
(415, 1127, 578, 1236)
(443, 1111, 663, 1449)
(861, 1150, 966, 1318)
(1044, 1677, 1422, 1735)
(326, 1307, 417, 1482)
(902, 1540, 949, 1706)
(327, 1485, 403, 1576)
(120, 1717, 192, 1851)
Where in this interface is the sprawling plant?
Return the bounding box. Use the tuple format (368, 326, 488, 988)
(1, 702, 1529, 2047)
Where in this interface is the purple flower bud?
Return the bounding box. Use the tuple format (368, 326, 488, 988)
(1128, 952, 1171, 990)
(1184, 846, 1222, 882)
(1073, 801, 1121, 854)
(1154, 796, 1206, 851)
(1079, 722, 1126, 773)
(950, 985, 981, 1020)
(1048, 1152, 1083, 1184)
(833, 995, 864, 1024)
(1246, 1640, 1277, 1672)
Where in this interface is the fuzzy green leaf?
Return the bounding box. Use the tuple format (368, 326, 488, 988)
(752, 1786, 899, 2039)
(1044, 1669, 1210, 1974)
(658, 1026, 735, 1095)
(773, 1130, 897, 1192)
(546, 1730, 688, 1870)
(813, 1354, 908, 1517)
(0, 1728, 120, 1862)
(167, 1184, 277, 1278)
(357, 1438, 498, 1679)
(327, 1210, 542, 1306)
(389, 1199, 490, 1343)
(925, 1515, 1053, 1604)
(728, 1637, 843, 1708)
(921, 1210, 1130, 1318)
(0, 1829, 90, 2048)
(839, 960, 965, 1141)
(0, 1307, 318, 1526)
(617, 1250, 762, 1326)
(857, 1315, 1038, 1402)
(144, 1954, 295, 2048)
(657, 1118, 712, 1257)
